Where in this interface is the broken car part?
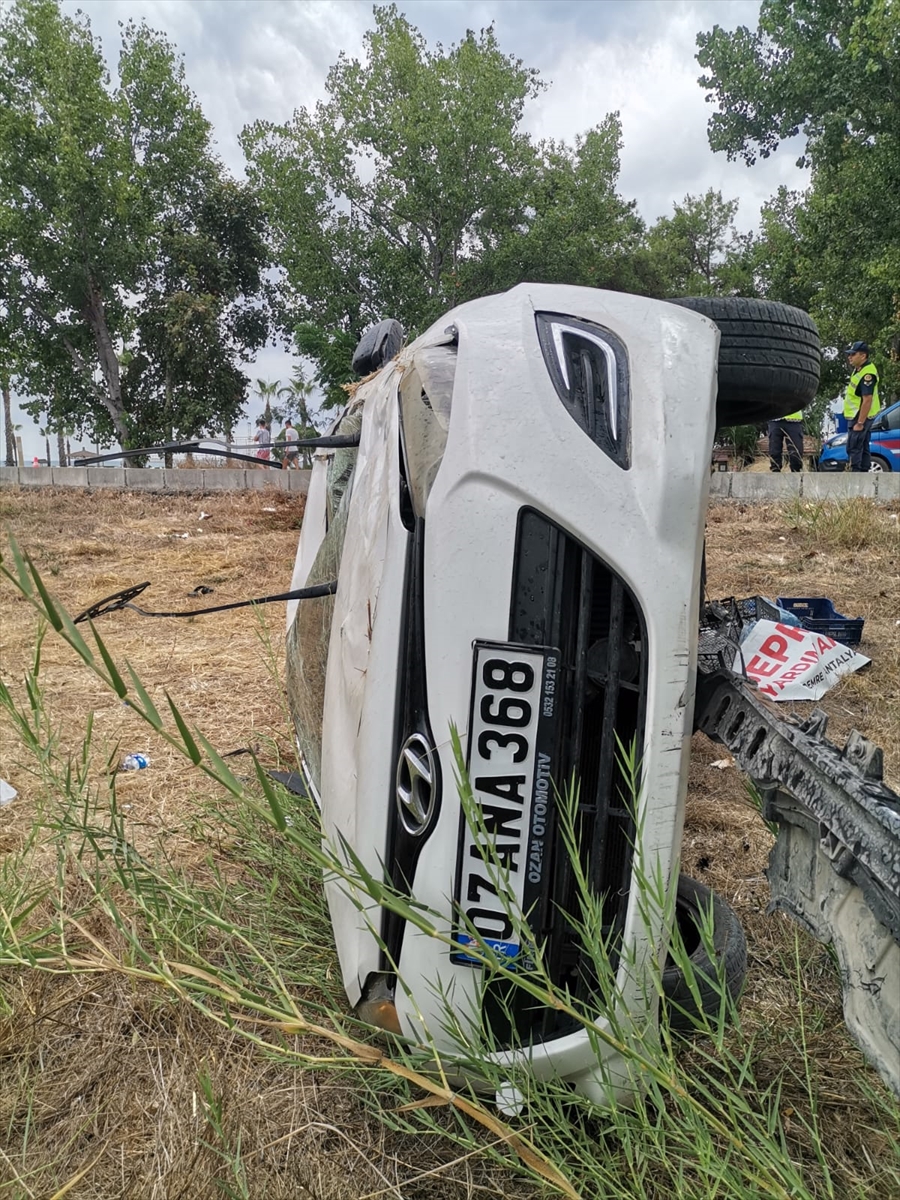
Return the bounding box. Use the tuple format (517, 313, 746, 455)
(694, 665, 900, 1097)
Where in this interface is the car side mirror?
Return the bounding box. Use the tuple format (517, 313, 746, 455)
(352, 319, 404, 376)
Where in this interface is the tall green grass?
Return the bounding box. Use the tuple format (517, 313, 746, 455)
(2, 535, 898, 1200)
(780, 496, 900, 550)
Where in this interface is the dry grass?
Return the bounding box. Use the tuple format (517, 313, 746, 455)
(679, 495, 900, 1192)
(1, 487, 898, 1198)
(0, 487, 541, 1199)
(704, 496, 899, 771)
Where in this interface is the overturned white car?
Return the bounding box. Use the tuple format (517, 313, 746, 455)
(285, 283, 821, 1102)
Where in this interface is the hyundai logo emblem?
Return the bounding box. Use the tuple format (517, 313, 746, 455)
(396, 733, 436, 835)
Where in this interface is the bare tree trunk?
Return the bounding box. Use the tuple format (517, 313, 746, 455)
(2, 374, 16, 466)
(56, 428, 67, 468)
(44, 432, 52, 467)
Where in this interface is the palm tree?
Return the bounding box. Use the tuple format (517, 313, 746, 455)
(253, 379, 280, 431)
(275, 368, 321, 467)
(38, 423, 52, 467)
(2, 371, 15, 466)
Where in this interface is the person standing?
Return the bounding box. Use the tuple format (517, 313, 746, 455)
(282, 419, 300, 469)
(253, 417, 271, 467)
(767, 410, 805, 472)
(844, 341, 881, 472)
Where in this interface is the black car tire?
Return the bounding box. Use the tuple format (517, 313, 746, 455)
(662, 874, 748, 1034)
(670, 297, 821, 426)
(870, 455, 890, 473)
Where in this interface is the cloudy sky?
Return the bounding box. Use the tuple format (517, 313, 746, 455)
(14, 0, 808, 459)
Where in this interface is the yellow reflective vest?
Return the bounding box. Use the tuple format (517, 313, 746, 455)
(844, 361, 881, 421)
(783, 411, 804, 422)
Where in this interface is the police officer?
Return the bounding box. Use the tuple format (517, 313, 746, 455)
(768, 410, 805, 472)
(844, 341, 881, 472)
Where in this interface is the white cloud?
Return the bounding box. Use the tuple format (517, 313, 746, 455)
(528, 4, 808, 230)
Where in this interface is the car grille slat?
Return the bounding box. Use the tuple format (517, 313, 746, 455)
(495, 510, 647, 1047)
(590, 573, 626, 920)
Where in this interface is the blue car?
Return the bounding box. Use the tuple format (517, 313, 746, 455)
(819, 399, 900, 472)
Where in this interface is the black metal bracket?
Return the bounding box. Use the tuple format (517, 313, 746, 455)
(75, 434, 361, 468)
(73, 580, 338, 624)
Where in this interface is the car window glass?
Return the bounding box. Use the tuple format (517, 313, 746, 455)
(883, 406, 900, 432)
(399, 346, 457, 515)
(286, 405, 362, 791)
(412, 345, 456, 429)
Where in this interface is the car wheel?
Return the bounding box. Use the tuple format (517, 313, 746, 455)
(662, 874, 748, 1033)
(669, 297, 821, 427)
(870, 456, 890, 473)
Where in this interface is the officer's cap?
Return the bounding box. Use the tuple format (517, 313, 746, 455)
(845, 340, 869, 355)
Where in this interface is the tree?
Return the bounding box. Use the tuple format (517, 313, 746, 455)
(0, 0, 269, 448)
(37, 422, 51, 468)
(646, 190, 755, 298)
(463, 118, 649, 299)
(2, 372, 16, 466)
(253, 379, 280, 430)
(242, 7, 544, 405)
(274, 369, 319, 429)
(125, 178, 269, 448)
(274, 368, 321, 467)
(242, 7, 644, 406)
(749, 188, 812, 311)
(697, 0, 900, 397)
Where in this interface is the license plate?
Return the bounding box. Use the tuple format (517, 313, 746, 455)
(452, 641, 560, 965)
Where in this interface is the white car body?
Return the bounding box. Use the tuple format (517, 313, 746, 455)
(287, 283, 718, 1102)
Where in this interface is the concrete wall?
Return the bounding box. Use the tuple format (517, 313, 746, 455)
(2, 465, 898, 502)
(707, 470, 898, 502)
(0, 466, 310, 495)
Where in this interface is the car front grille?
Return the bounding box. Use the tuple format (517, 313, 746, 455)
(485, 509, 647, 1046)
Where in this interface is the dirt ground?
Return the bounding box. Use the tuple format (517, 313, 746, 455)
(0, 486, 897, 1198)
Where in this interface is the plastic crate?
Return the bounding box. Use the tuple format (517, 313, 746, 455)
(775, 597, 864, 646)
(729, 596, 783, 624)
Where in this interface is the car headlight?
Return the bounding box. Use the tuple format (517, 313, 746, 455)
(535, 312, 631, 469)
(828, 434, 848, 447)
(399, 343, 457, 516)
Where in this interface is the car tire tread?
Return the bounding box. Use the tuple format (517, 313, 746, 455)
(670, 297, 822, 426)
(662, 874, 748, 1033)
